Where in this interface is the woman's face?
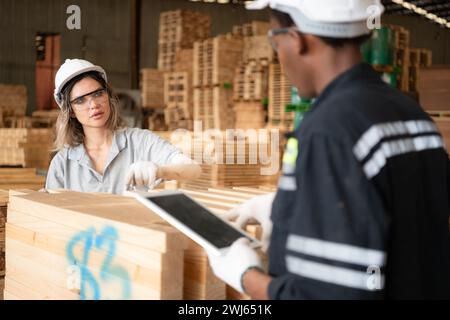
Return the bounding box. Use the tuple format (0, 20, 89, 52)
(69, 77, 111, 129)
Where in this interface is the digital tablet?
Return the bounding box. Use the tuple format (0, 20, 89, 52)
(132, 190, 261, 256)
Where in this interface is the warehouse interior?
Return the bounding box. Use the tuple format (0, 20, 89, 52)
(0, 0, 450, 301)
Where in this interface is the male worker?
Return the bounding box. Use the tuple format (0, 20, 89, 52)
(207, 0, 450, 299)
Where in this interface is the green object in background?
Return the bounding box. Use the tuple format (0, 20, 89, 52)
(285, 86, 312, 130)
(361, 38, 372, 64)
(223, 82, 232, 89)
(371, 26, 394, 66)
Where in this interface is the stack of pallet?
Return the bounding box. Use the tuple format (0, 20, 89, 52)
(0, 129, 53, 170)
(4, 190, 186, 300)
(234, 60, 269, 102)
(408, 48, 432, 93)
(0, 168, 46, 191)
(140, 69, 165, 109)
(232, 21, 270, 37)
(179, 132, 280, 189)
(158, 10, 210, 72)
(234, 102, 266, 130)
(164, 72, 193, 130)
(192, 35, 243, 129)
(267, 63, 294, 131)
(0, 85, 27, 128)
(389, 25, 411, 92)
(0, 190, 6, 300)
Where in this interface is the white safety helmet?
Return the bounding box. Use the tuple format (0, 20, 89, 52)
(54, 58, 107, 108)
(246, 0, 384, 38)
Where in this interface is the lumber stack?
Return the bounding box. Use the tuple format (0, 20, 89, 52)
(0, 168, 46, 191)
(232, 21, 270, 37)
(158, 10, 210, 72)
(234, 102, 266, 130)
(268, 63, 294, 131)
(0, 85, 27, 128)
(0, 190, 7, 299)
(408, 48, 432, 93)
(140, 69, 165, 109)
(3, 190, 186, 300)
(233, 60, 269, 102)
(164, 72, 193, 130)
(153, 185, 275, 300)
(182, 132, 281, 189)
(0, 129, 53, 169)
(193, 35, 243, 130)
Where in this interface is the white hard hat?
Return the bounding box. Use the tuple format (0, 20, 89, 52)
(246, 0, 384, 38)
(54, 59, 107, 108)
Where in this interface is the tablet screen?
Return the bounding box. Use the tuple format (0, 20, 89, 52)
(146, 193, 252, 249)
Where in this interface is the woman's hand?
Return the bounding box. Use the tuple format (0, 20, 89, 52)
(125, 161, 159, 190)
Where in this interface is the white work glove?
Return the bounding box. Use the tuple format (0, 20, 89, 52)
(125, 161, 159, 190)
(207, 238, 263, 293)
(223, 192, 276, 252)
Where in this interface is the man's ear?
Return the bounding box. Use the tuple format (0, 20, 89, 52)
(290, 30, 308, 55)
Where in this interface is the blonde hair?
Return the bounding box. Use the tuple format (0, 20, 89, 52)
(53, 71, 126, 152)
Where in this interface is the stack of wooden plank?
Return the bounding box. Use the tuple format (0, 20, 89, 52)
(268, 63, 294, 131)
(232, 21, 270, 37)
(178, 132, 281, 189)
(140, 69, 165, 109)
(0, 129, 54, 170)
(193, 35, 243, 88)
(193, 35, 243, 130)
(0, 190, 7, 300)
(174, 49, 194, 73)
(4, 190, 186, 300)
(233, 60, 269, 102)
(3, 186, 275, 300)
(0, 85, 27, 127)
(0, 168, 46, 191)
(234, 102, 266, 130)
(193, 86, 235, 130)
(243, 35, 274, 63)
(164, 72, 193, 130)
(408, 48, 432, 93)
(152, 184, 275, 300)
(158, 10, 210, 71)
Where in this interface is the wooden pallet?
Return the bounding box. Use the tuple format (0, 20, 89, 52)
(0, 85, 27, 128)
(174, 49, 194, 73)
(140, 69, 165, 109)
(193, 86, 235, 130)
(0, 129, 54, 169)
(234, 102, 266, 129)
(158, 10, 210, 71)
(243, 35, 274, 63)
(387, 25, 410, 49)
(193, 35, 243, 87)
(232, 21, 269, 37)
(164, 72, 193, 118)
(268, 63, 294, 130)
(233, 60, 269, 101)
(0, 168, 46, 191)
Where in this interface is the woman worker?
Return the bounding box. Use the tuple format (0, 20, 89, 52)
(45, 59, 200, 194)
